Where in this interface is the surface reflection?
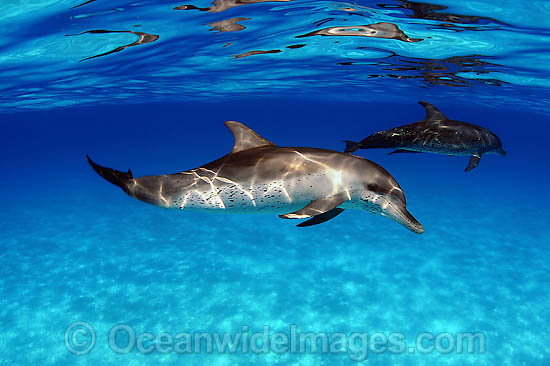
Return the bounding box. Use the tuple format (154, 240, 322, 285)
(3, 0, 538, 113)
(71, 0, 96, 9)
(233, 49, 282, 58)
(340, 53, 504, 87)
(209, 17, 251, 32)
(175, 0, 292, 13)
(379, 0, 506, 25)
(69, 30, 160, 61)
(296, 22, 423, 42)
(286, 44, 306, 49)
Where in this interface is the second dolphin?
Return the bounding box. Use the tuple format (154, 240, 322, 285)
(344, 101, 506, 172)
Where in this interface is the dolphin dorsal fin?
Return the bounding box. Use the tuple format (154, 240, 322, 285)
(419, 101, 447, 121)
(224, 121, 275, 153)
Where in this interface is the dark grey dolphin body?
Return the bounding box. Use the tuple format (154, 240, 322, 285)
(87, 121, 423, 233)
(344, 101, 506, 172)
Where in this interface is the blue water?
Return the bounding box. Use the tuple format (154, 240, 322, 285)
(1, 1, 549, 365)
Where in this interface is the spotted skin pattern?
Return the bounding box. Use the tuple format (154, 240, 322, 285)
(88, 121, 423, 233)
(344, 101, 506, 172)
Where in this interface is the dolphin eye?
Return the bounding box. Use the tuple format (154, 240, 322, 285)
(367, 183, 383, 193)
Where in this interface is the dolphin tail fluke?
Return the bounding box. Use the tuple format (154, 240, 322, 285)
(86, 155, 133, 192)
(343, 140, 360, 154)
(464, 154, 481, 172)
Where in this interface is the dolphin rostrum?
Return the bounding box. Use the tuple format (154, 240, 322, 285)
(344, 101, 506, 172)
(87, 121, 423, 233)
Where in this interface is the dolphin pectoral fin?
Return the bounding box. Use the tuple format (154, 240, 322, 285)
(465, 154, 481, 172)
(297, 208, 345, 227)
(388, 149, 421, 155)
(224, 121, 275, 153)
(279, 193, 348, 221)
(418, 101, 447, 121)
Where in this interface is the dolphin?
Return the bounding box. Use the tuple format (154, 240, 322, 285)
(344, 101, 506, 172)
(87, 121, 423, 233)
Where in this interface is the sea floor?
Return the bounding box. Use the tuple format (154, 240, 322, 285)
(1, 179, 548, 365)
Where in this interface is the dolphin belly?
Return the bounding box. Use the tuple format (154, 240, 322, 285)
(166, 169, 338, 214)
(405, 141, 479, 156)
(172, 182, 311, 214)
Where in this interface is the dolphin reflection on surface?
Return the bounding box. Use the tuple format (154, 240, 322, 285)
(174, 0, 292, 13)
(296, 22, 423, 42)
(209, 17, 251, 32)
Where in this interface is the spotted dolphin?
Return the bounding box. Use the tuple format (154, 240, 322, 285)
(344, 101, 506, 172)
(87, 121, 423, 233)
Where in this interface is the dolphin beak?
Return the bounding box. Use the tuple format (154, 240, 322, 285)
(384, 200, 424, 234)
(400, 208, 424, 234)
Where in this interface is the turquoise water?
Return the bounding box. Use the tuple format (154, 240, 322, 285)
(1, 1, 550, 365)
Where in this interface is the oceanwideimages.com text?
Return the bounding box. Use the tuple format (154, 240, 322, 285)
(65, 322, 486, 361)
